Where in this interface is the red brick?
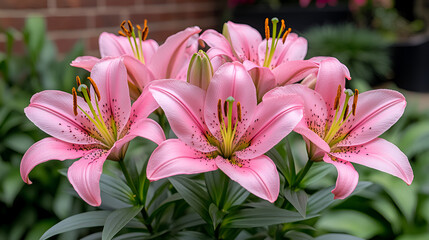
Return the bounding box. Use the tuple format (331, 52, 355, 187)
(46, 16, 87, 31)
(144, 0, 174, 4)
(0, 18, 26, 30)
(86, 35, 100, 55)
(130, 13, 178, 23)
(0, 39, 25, 54)
(105, 0, 136, 6)
(54, 37, 83, 53)
(56, 0, 97, 8)
(95, 14, 122, 28)
(0, 0, 48, 9)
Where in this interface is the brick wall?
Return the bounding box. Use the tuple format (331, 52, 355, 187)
(0, 0, 224, 56)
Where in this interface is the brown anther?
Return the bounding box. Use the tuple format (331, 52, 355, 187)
(120, 21, 130, 36)
(334, 84, 342, 110)
(72, 87, 78, 116)
(87, 77, 101, 101)
(352, 89, 359, 116)
(143, 26, 149, 41)
(76, 76, 82, 86)
(136, 24, 142, 32)
(343, 104, 349, 121)
(237, 102, 242, 122)
(282, 28, 291, 44)
(217, 99, 223, 124)
(127, 20, 134, 33)
(118, 30, 127, 37)
(265, 18, 270, 40)
(224, 101, 228, 117)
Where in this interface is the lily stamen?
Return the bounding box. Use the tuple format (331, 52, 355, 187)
(263, 17, 291, 68)
(119, 20, 149, 64)
(72, 87, 78, 116)
(352, 89, 359, 116)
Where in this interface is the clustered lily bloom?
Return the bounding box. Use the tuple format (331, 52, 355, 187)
(20, 58, 165, 206)
(147, 62, 304, 202)
(72, 20, 200, 100)
(265, 58, 414, 199)
(20, 18, 413, 206)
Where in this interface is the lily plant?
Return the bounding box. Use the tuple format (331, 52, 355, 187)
(264, 57, 414, 199)
(146, 62, 304, 202)
(20, 58, 165, 206)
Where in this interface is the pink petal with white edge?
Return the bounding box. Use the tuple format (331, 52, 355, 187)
(243, 60, 276, 101)
(149, 80, 216, 153)
(204, 62, 257, 143)
(149, 26, 201, 79)
(332, 138, 413, 185)
(215, 155, 279, 203)
(147, 139, 218, 181)
(90, 58, 131, 135)
(264, 84, 330, 152)
(70, 56, 100, 72)
(313, 57, 350, 113)
(99, 32, 132, 57)
(272, 60, 318, 86)
(25, 90, 98, 144)
(236, 93, 303, 159)
(200, 29, 235, 59)
(68, 149, 110, 206)
(20, 137, 96, 184)
(323, 154, 359, 199)
(225, 21, 262, 63)
(337, 89, 406, 147)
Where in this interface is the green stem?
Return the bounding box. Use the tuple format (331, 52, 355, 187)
(292, 160, 314, 188)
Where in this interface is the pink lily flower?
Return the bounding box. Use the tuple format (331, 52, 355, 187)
(20, 58, 165, 206)
(200, 19, 318, 100)
(72, 20, 200, 99)
(146, 62, 304, 202)
(264, 58, 413, 199)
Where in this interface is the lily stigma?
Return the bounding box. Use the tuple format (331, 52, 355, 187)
(324, 85, 359, 147)
(262, 17, 291, 68)
(118, 20, 149, 63)
(72, 76, 117, 148)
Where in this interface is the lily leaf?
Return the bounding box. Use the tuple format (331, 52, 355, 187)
(102, 205, 143, 240)
(284, 188, 308, 217)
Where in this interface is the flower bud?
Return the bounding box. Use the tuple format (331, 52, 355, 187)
(187, 50, 213, 90)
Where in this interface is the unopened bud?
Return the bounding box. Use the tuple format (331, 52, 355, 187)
(187, 50, 213, 90)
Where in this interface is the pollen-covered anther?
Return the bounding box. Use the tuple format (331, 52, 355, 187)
(265, 18, 270, 40)
(127, 20, 134, 33)
(334, 84, 342, 110)
(237, 102, 242, 122)
(352, 89, 359, 116)
(76, 76, 82, 86)
(118, 30, 127, 37)
(217, 99, 223, 124)
(72, 87, 78, 116)
(343, 104, 349, 121)
(88, 77, 101, 101)
(120, 20, 131, 37)
(282, 27, 291, 44)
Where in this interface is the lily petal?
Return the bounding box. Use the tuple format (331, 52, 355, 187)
(24, 90, 98, 144)
(20, 137, 96, 184)
(149, 26, 201, 79)
(215, 155, 279, 203)
(224, 21, 261, 63)
(338, 89, 406, 147)
(332, 138, 413, 185)
(90, 58, 131, 135)
(323, 154, 359, 199)
(70, 56, 100, 72)
(314, 57, 350, 113)
(204, 62, 257, 142)
(243, 60, 276, 101)
(99, 32, 133, 57)
(122, 55, 156, 93)
(68, 149, 110, 206)
(236, 93, 303, 159)
(147, 139, 218, 181)
(264, 84, 330, 152)
(272, 60, 318, 86)
(149, 80, 216, 153)
(200, 29, 235, 59)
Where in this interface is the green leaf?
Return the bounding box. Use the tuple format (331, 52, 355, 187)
(301, 162, 333, 187)
(398, 121, 429, 156)
(100, 174, 134, 205)
(205, 170, 227, 207)
(316, 210, 383, 239)
(3, 133, 34, 153)
(371, 197, 401, 234)
(209, 203, 225, 229)
(169, 176, 211, 223)
(23, 15, 46, 62)
(283, 188, 308, 217)
(266, 148, 290, 182)
(148, 193, 182, 222)
(171, 213, 205, 232)
(314, 233, 364, 240)
(223, 180, 249, 210)
(223, 204, 315, 228)
(0, 167, 24, 206)
(284, 231, 314, 240)
(40, 211, 111, 240)
(102, 205, 143, 240)
(174, 231, 209, 240)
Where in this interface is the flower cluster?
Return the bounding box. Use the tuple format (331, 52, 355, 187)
(21, 18, 413, 209)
